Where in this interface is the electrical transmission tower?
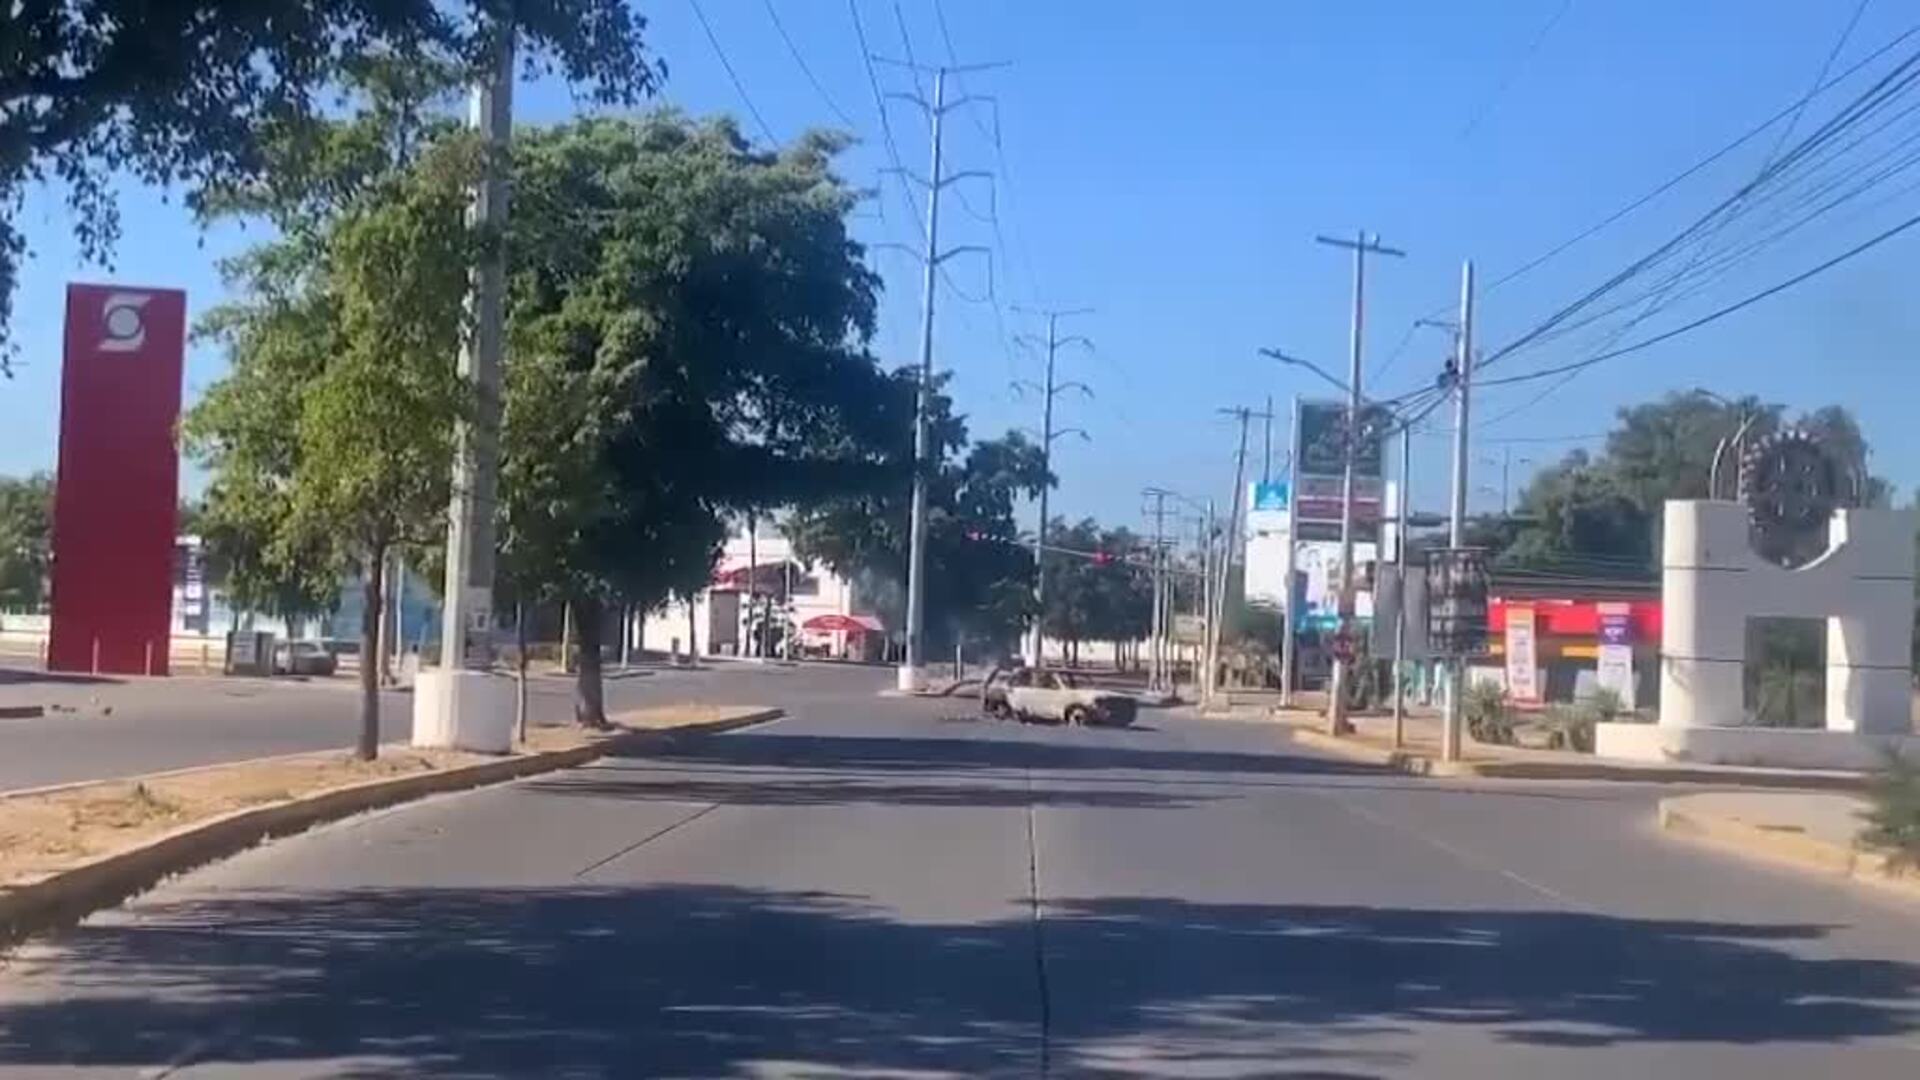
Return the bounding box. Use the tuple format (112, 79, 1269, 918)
(872, 57, 1004, 692)
(1012, 306, 1094, 669)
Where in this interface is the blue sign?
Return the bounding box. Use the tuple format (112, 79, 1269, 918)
(1251, 481, 1290, 512)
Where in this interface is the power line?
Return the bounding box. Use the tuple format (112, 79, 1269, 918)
(762, 0, 857, 128)
(1768, 0, 1875, 165)
(1480, 44, 1920, 372)
(1456, 20, 1920, 308)
(1458, 0, 1575, 140)
(849, 0, 926, 238)
(1477, 208, 1920, 389)
(685, 0, 777, 145)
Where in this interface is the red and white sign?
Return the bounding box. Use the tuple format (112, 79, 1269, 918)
(48, 283, 186, 675)
(1504, 605, 1540, 704)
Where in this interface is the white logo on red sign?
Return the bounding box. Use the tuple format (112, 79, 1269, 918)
(99, 292, 152, 353)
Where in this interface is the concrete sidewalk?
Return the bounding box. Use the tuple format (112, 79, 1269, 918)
(1659, 791, 1920, 902)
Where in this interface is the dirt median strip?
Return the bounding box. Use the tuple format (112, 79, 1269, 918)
(0, 704, 782, 949)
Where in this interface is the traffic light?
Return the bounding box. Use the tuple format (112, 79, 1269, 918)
(1091, 550, 1113, 565)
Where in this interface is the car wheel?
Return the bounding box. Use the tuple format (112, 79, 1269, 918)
(1064, 704, 1092, 727)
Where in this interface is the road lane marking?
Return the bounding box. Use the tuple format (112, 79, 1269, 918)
(1309, 789, 1595, 912)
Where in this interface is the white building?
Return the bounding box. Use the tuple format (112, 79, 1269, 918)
(641, 520, 885, 661)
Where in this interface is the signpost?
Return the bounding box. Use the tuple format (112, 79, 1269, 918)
(1504, 605, 1539, 704)
(1427, 547, 1490, 762)
(1596, 601, 1635, 708)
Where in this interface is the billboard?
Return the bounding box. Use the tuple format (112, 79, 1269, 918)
(1292, 399, 1386, 541)
(1295, 399, 1390, 479)
(48, 284, 187, 675)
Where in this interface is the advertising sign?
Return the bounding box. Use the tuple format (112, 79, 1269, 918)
(1505, 605, 1540, 703)
(1295, 399, 1390, 479)
(1292, 400, 1386, 543)
(1595, 601, 1635, 708)
(1296, 540, 1377, 629)
(48, 284, 186, 675)
(1426, 547, 1490, 656)
(1249, 481, 1290, 514)
(1244, 481, 1292, 609)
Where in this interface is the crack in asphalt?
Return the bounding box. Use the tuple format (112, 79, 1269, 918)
(572, 800, 726, 880)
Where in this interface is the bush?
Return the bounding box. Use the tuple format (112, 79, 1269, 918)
(1586, 686, 1625, 721)
(1544, 703, 1598, 753)
(1860, 748, 1920, 872)
(1463, 680, 1514, 746)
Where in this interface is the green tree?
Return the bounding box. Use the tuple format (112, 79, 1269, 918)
(0, 473, 52, 609)
(788, 374, 1048, 660)
(0, 0, 658, 365)
(499, 114, 895, 724)
(186, 80, 478, 759)
(1503, 391, 1887, 570)
(1041, 520, 1153, 667)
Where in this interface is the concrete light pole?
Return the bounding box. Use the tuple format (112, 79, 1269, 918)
(414, 26, 515, 752)
(1315, 231, 1403, 735)
(1443, 260, 1475, 764)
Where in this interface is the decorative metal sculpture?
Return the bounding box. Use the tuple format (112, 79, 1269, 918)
(1739, 428, 1856, 568)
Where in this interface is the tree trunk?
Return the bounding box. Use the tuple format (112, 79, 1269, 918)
(573, 594, 609, 728)
(375, 550, 393, 687)
(514, 601, 529, 745)
(356, 549, 384, 761)
(560, 601, 575, 674)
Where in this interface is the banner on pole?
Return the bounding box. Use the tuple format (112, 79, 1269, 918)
(1505, 605, 1540, 704)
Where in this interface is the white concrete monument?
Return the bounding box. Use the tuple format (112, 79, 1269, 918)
(1597, 430, 1917, 769)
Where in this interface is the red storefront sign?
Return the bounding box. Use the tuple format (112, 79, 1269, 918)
(1487, 598, 1662, 642)
(48, 284, 187, 675)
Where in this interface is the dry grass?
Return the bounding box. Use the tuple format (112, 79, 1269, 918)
(0, 704, 759, 890)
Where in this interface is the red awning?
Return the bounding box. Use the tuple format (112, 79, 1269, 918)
(801, 613, 885, 635)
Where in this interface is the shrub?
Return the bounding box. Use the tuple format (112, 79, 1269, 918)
(1860, 748, 1920, 872)
(1587, 686, 1625, 721)
(1544, 703, 1598, 753)
(1463, 680, 1514, 746)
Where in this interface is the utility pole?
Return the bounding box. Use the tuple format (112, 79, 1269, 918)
(416, 25, 513, 750)
(1262, 394, 1274, 486)
(1142, 488, 1174, 692)
(1014, 308, 1094, 670)
(1316, 230, 1404, 736)
(1278, 398, 1298, 708)
(1392, 421, 1411, 748)
(1444, 259, 1476, 764)
(1208, 407, 1267, 707)
(880, 59, 999, 693)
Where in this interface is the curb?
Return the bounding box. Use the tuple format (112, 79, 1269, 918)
(1283, 725, 1872, 789)
(0, 707, 782, 949)
(1658, 798, 1920, 902)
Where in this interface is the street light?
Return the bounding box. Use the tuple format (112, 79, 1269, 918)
(1477, 450, 1534, 516)
(1697, 388, 1760, 500)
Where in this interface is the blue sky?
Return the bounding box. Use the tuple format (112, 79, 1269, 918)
(8, 0, 1920, 525)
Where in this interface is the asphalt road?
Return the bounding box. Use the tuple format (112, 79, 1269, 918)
(0, 660, 860, 793)
(3, 667, 1919, 1077)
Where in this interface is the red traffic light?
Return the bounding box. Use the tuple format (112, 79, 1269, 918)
(1091, 550, 1113, 565)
